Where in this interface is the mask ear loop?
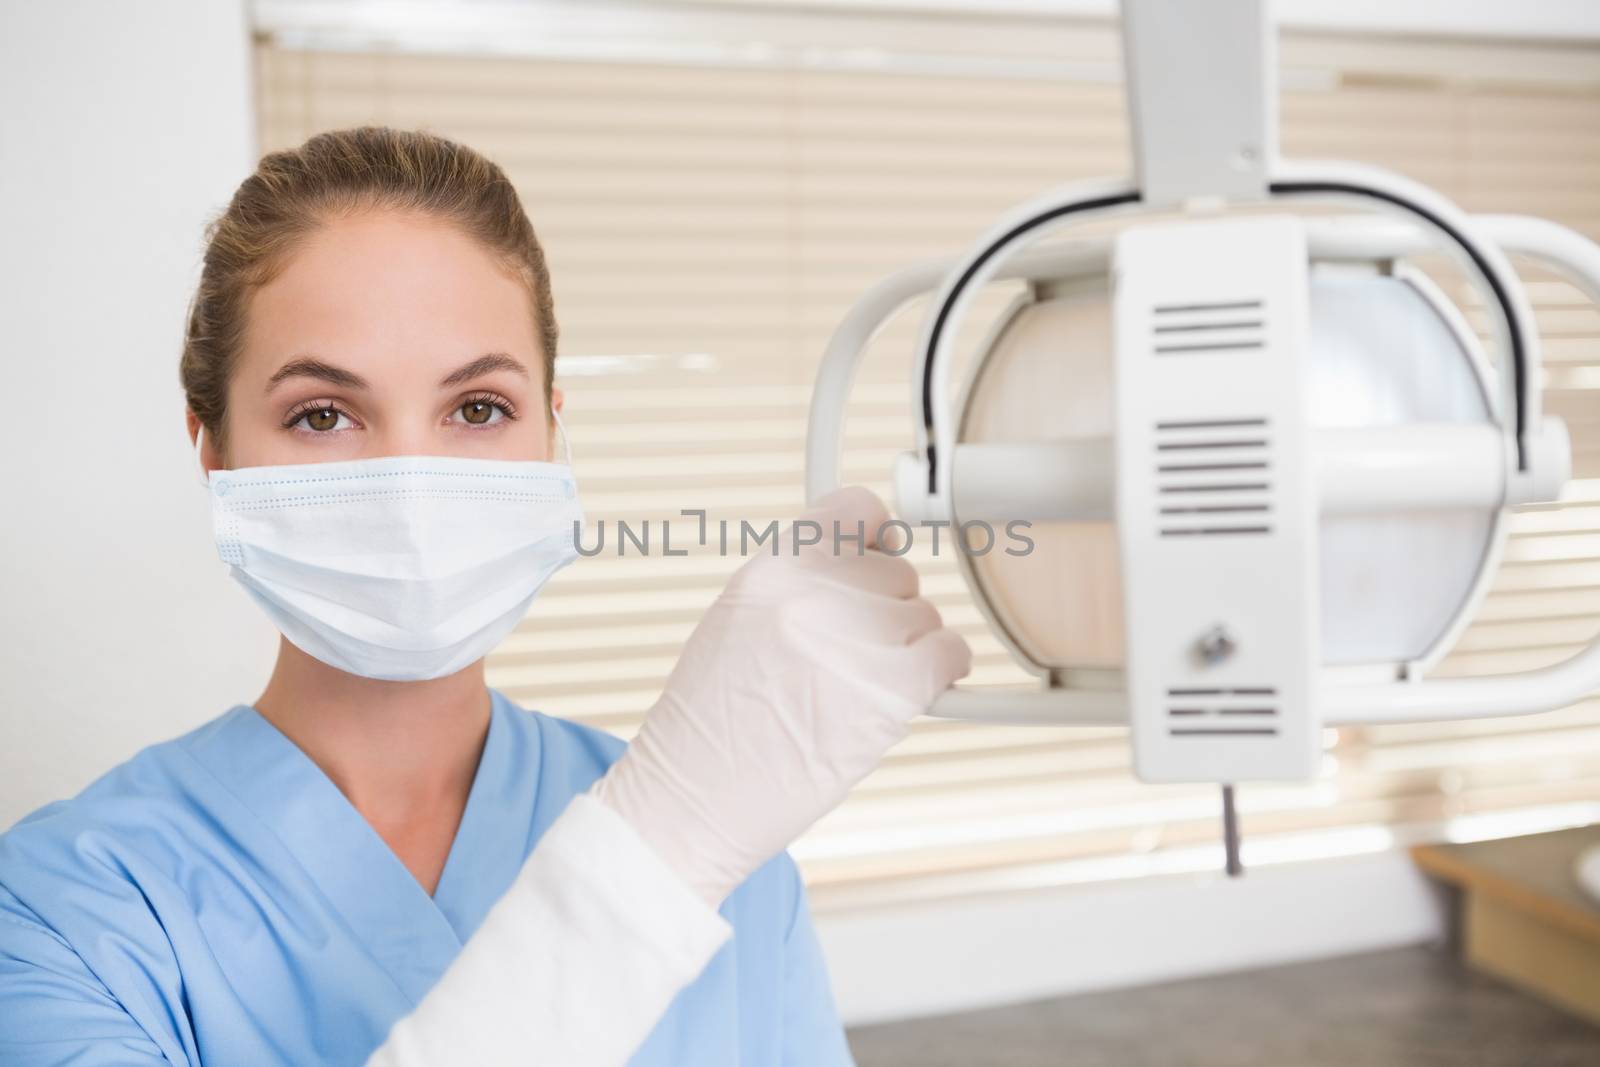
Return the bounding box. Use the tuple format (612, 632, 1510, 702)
(194, 424, 212, 489)
(551, 407, 574, 467)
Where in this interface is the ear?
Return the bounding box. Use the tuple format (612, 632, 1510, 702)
(547, 387, 566, 462)
(186, 410, 220, 476)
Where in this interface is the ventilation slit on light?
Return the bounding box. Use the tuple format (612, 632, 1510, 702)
(1154, 417, 1273, 537)
(1166, 687, 1280, 737)
(1152, 298, 1266, 355)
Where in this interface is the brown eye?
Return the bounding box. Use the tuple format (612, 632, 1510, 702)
(305, 407, 341, 432)
(449, 394, 513, 428)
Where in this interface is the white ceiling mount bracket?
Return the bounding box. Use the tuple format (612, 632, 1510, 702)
(1114, 215, 1319, 782)
(1121, 0, 1275, 209)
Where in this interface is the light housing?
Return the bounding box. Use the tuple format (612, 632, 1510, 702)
(804, 0, 1600, 788)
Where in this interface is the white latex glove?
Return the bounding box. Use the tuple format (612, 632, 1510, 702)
(591, 486, 972, 907)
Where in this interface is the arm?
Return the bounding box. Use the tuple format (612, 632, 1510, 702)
(373, 488, 965, 1066)
(0, 802, 724, 1067)
(374, 486, 965, 1066)
(0, 902, 175, 1066)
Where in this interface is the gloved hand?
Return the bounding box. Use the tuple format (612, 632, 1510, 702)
(590, 486, 972, 908)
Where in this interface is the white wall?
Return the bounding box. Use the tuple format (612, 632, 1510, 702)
(818, 850, 1446, 1026)
(0, 0, 273, 828)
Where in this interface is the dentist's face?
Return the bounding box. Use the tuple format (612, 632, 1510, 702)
(214, 209, 560, 470)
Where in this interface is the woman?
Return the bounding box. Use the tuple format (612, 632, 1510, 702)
(0, 127, 970, 1066)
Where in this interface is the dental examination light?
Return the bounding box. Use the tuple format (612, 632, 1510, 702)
(805, 0, 1600, 872)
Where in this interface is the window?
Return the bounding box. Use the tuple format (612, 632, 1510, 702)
(255, 5, 1600, 909)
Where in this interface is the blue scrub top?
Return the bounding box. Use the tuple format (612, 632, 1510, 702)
(0, 691, 854, 1066)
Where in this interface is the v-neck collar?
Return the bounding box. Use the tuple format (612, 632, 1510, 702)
(430, 690, 545, 941)
(180, 695, 535, 1006)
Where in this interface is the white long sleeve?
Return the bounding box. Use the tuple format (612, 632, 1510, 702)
(366, 793, 733, 1067)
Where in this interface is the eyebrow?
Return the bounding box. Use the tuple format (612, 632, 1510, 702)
(267, 357, 369, 392)
(439, 353, 529, 388)
(265, 352, 530, 393)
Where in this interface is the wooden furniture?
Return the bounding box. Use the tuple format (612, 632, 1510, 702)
(1413, 827, 1600, 1025)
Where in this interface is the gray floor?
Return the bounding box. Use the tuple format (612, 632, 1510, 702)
(847, 947, 1600, 1066)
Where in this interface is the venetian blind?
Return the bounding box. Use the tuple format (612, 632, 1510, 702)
(254, 13, 1600, 910)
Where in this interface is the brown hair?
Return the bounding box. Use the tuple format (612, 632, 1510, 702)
(180, 126, 558, 450)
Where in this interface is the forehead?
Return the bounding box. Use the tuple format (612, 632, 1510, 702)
(240, 210, 539, 382)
